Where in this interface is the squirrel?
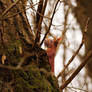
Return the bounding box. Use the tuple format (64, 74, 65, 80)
(44, 38, 61, 73)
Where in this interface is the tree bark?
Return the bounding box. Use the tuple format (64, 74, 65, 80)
(74, 0, 92, 78)
(0, 0, 60, 92)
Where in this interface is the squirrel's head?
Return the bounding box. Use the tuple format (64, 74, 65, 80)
(44, 38, 61, 48)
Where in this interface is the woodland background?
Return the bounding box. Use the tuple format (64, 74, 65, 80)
(0, 0, 92, 92)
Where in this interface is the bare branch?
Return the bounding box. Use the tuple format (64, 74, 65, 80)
(2, 0, 20, 16)
(40, 0, 60, 46)
(67, 86, 88, 92)
(34, 0, 48, 44)
(57, 17, 89, 78)
(60, 48, 92, 90)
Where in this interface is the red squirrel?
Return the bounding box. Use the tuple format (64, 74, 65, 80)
(45, 38, 61, 72)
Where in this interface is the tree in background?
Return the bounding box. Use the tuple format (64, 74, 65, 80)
(74, 0, 92, 78)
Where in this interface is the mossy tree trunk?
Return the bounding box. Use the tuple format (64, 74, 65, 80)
(0, 0, 60, 92)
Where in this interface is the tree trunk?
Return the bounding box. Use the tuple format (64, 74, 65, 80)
(0, 0, 60, 92)
(74, 0, 92, 78)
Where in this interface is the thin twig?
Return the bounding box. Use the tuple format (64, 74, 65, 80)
(67, 86, 88, 92)
(55, 6, 70, 56)
(57, 17, 89, 78)
(0, 64, 22, 70)
(57, 32, 85, 78)
(34, 0, 48, 44)
(60, 48, 92, 90)
(2, 0, 20, 16)
(40, 0, 60, 46)
(0, 64, 31, 71)
(2, 2, 50, 20)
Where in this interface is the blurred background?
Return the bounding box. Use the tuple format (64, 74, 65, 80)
(26, 0, 92, 91)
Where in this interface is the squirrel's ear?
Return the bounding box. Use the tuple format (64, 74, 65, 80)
(54, 37, 61, 46)
(57, 37, 62, 41)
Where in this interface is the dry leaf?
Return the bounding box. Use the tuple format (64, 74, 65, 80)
(1, 54, 6, 64)
(19, 46, 22, 54)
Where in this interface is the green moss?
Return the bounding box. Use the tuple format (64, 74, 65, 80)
(0, 65, 60, 92)
(7, 40, 22, 55)
(2, 40, 22, 66)
(0, 80, 3, 91)
(0, 44, 60, 92)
